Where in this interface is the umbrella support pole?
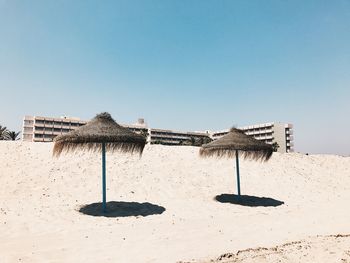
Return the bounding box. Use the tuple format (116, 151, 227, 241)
(235, 150, 241, 196)
(102, 142, 107, 213)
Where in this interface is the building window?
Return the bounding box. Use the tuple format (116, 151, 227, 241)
(24, 120, 34, 125)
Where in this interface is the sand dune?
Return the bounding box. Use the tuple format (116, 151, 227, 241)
(186, 234, 350, 263)
(0, 141, 349, 262)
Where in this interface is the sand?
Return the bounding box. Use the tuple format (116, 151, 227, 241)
(186, 234, 350, 263)
(0, 141, 349, 262)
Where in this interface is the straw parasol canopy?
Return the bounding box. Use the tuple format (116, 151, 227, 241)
(200, 127, 273, 197)
(53, 112, 146, 157)
(53, 112, 147, 213)
(199, 127, 273, 161)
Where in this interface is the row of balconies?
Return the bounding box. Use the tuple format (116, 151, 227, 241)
(34, 127, 72, 133)
(240, 123, 274, 130)
(33, 138, 54, 142)
(245, 129, 273, 135)
(23, 124, 34, 129)
(151, 134, 190, 140)
(23, 122, 34, 127)
(23, 127, 33, 132)
(286, 129, 294, 135)
(34, 133, 55, 138)
(128, 128, 148, 132)
(212, 133, 226, 138)
(34, 122, 84, 128)
(151, 131, 207, 137)
(253, 135, 273, 140)
(286, 135, 294, 140)
(150, 139, 180, 145)
(34, 130, 71, 136)
(212, 129, 273, 138)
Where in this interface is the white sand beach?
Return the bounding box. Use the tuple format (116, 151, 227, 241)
(0, 141, 349, 262)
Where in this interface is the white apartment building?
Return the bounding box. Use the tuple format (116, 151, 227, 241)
(22, 116, 150, 142)
(22, 116, 293, 153)
(22, 116, 86, 142)
(22, 116, 209, 145)
(150, 128, 210, 145)
(212, 122, 294, 153)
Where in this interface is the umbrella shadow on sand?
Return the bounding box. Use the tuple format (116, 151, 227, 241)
(215, 194, 284, 207)
(79, 201, 166, 217)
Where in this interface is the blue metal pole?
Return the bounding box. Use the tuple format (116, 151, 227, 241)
(235, 150, 241, 196)
(102, 142, 106, 213)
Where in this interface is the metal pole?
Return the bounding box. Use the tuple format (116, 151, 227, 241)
(235, 150, 241, 196)
(102, 142, 106, 213)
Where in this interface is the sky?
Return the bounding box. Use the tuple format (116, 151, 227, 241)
(0, 0, 349, 155)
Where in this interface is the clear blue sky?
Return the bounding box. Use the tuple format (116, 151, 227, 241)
(0, 0, 349, 155)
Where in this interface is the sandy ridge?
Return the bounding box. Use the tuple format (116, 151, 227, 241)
(182, 234, 350, 263)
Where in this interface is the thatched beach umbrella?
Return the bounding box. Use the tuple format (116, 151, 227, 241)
(200, 128, 273, 196)
(53, 112, 146, 213)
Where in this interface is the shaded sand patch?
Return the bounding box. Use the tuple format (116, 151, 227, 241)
(79, 201, 165, 217)
(215, 194, 284, 207)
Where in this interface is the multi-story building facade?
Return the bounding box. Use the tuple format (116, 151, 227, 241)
(22, 116, 293, 153)
(22, 116, 150, 142)
(212, 122, 294, 153)
(22, 116, 209, 145)
(150, 128, 210, 145)
(22, 116, 86, 142)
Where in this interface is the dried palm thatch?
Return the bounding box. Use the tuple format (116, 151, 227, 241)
(53, 112, 146, 157)
(199, 128, 273, 161)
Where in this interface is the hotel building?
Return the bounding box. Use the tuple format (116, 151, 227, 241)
(22, 116, 209, 145)
(149, 128, 210, 145)
(22, 116, 293, 153)
(22, 116, 87, 142)
(212, 122, 294, 153)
